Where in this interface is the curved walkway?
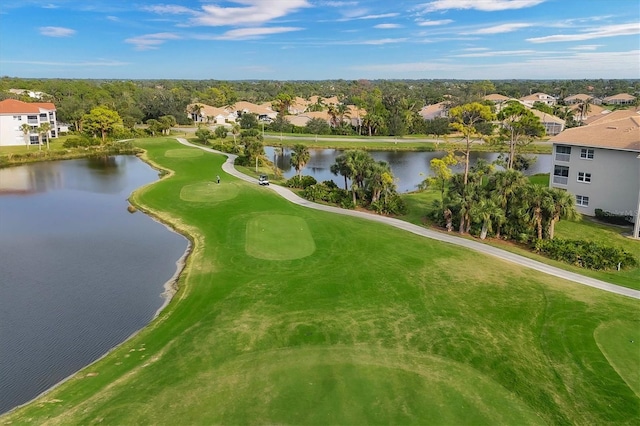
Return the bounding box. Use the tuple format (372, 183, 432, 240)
(176, 138, 640, 300)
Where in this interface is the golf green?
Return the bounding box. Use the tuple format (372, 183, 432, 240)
(245, 214, 315, 260)
(594, 320, 640, 398)
(180, 181, 240, 203)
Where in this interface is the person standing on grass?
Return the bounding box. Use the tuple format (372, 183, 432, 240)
(216, 175, 220, 184)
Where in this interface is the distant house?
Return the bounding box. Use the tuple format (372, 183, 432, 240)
(520, 92, 556, 107)
(602, 93, 637, 106)
(564, 93, 601, 105)
(187, 103, 235, 125)
(483, 94, 515, 111)
(569, 103, 608, 123)
(232, 101, 277, 121)
(529, 109, 565, 136)
(8, 89, 48, 100)
(548, 110, 640, 235)
(0, 99, 58, 147)
(419, 102, 449, 120)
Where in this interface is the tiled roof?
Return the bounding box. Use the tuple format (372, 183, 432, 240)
(0, 99, 56, 114)
(483, 94, 510, 102)
(564, 94, 592, 102)
(603, 93, 636, 102)
(530, 108, 565, 124)
(550, 110, 640, 152)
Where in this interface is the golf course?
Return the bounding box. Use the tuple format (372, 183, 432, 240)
(2, 137, 639, 425)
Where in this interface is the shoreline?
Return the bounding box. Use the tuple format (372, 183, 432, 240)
(0, 150, 195, 417)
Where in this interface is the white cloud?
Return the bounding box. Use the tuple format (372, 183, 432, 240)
(417, 0, 546, 12)
(142, 5, 196, 15)
(320, 1, 358, 6)
(453, 49, 538, 57)
(569, 45, 602, 51)
(375, 24, 402, 29)
(527, 23, 640, 43)
(338, 12, 400, 21)
(214, 27, 304, 40)
(468, 23, 532, 34)
(417, 19, 453, 26)
(124, 32, 181, 50)
(360, 38, 407, 45)
(39, 26, 76, 37)
(191, 0, 310, 26)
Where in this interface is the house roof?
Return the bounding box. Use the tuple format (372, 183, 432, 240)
(483, 94, 511, 102)
(520, 92, 555, 101)
(603, 93, 637, 102)
(569, 103, 607, 119)
(530, 108, 565, 124)
(550, 111, 640, 152)
(564, 94, 593, 102)
(0, 99, 56, 114)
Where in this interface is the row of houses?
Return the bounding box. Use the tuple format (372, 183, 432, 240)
(188, 97, 366, 128)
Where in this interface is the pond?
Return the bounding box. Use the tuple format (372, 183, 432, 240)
(0, 156, 188, 414)
(264, 147, 551, 193)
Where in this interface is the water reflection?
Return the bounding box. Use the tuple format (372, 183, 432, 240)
(265, 147, 551, 193)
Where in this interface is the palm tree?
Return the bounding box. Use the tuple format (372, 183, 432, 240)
(344, 150, 374, 205)
(230, 123, 241, 146)
(577, 98, 592, 125)
(330, 154, 351, 190)
(20, 123, 32, 149)
(521, 185, 554, 240)
(367, 161, 393, 203)
(327, 105, 339, 128)
(547, 188, 581, 239)
(37, 122, 51, 150)
(470, 198, 504, 240)
(290, 144, 310, 177)
(487, 170, 528, 238)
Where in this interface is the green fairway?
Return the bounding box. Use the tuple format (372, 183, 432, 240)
(595, 321, 640, 398)
(165, 148, 204, 158)
(3, 137, 638, 425)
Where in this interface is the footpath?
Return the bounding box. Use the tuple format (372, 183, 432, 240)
(176, 138, 640, 300)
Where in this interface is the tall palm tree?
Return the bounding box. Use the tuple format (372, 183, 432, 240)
(470, 198, 504, 240)
(20, 123, 32, 149)
(521, 185, 554, 240)
(344, 150, 374, 205)
(330, 154, 351, 190)
(577, 98, 592, 124)
(230, 123, 241, 146)
(487, 170, 528, 237)
(290, 144, 310, 177)
(547, 188, 581, 239)
(37, 122, 52, 150)
(367, 161, 393, 203)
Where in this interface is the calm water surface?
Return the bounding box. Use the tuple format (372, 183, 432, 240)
(265, 147, 551, 193)
(0, 156, 188, 414)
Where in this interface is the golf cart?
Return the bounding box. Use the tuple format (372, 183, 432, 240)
(258, 174, 269, 186)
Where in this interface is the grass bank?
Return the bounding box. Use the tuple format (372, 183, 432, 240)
(2, 138, 637, 424)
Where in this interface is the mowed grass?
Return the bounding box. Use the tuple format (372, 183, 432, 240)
(3, 138, 639, 425)
(401, 187, 640, 290)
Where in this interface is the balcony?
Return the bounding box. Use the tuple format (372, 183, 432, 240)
(553, 176, 568, 185)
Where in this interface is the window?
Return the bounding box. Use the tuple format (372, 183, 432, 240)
(577, 172, 591, 183)
(13, 115, 22, 121)
(555, 145, 571, 162)
(553, 165, 569, 185)
(27, 115, 38, 124)
(29, 136, 39, 145)
(576, 195, 589, 206)
(580, 148, 594, 159)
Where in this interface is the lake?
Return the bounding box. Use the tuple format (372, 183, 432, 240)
(265, 147, 551, 193)
(0, 156, 188, 414)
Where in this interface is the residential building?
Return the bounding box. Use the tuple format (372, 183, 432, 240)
(602, 93, 637, 106)
(549, 110, 640, 235)
(187, 103, 236, 125)
(530, 109, 565, 136)
(483, 94, 515, 111)
(520, 92, 556, 107)
(419, 102, 450, 120)
(0, 99, 58, 147)
(563, 93, 602, 105)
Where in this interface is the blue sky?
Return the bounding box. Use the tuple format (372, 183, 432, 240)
(0, 0, 638, 80)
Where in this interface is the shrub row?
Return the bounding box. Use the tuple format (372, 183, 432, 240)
(533, 238, 638, 271)
(594, 208, 633, 226)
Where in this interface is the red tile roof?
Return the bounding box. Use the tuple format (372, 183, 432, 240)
(0, 99, 56, 114)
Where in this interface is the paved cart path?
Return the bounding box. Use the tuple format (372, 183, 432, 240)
(176, 138, 640, 300)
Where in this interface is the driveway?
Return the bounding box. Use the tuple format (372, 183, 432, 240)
(176, 138, 640, 300)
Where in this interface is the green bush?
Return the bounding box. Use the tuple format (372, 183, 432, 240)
(594, 208, 633, 226)
(63, 137, 99, 148)
(534, 239, 637, 271)
(286, 175, 317, 189)
(302, 184, 330, 202)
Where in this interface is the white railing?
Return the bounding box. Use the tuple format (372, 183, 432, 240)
(553, 176, 568, 185)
